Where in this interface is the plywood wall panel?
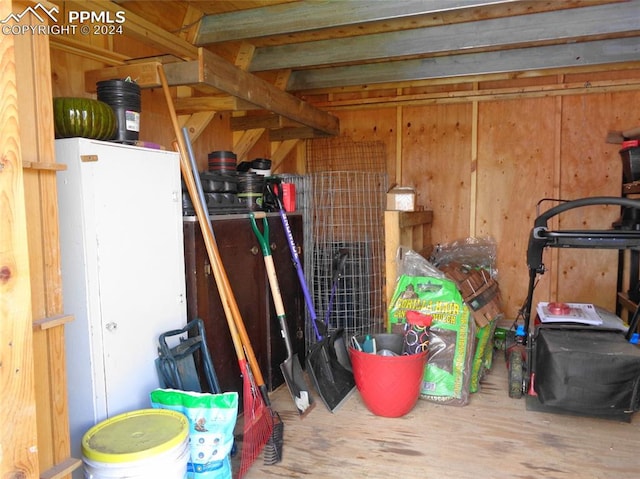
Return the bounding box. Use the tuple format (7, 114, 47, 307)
(476, 97, 557, 317)
(50, 49, 103, 97)
(478, 74, 560, 90)
(565, 68, 640, 85)
(332, 107, 398, 182)
(556, 91, 640, 311)
(401, 103, 473, 245)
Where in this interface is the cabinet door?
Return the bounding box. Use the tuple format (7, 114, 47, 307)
(90, 146, 185, 416)
(58, 139, 186, 465)
(184, 219, 260, 402)
(183, 214, 305, 408)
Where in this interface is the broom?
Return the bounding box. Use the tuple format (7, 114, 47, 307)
(157, 65, 282, 476)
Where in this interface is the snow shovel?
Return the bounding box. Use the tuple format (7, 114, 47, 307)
(322, 250, 352, 372)
(266, 183, 356, 412)
(250, 212, 315, 417)
(304, 249, 355, 411)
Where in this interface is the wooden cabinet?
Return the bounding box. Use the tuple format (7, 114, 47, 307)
(183, 213, 306, 407)
(56, 140, 187, 471)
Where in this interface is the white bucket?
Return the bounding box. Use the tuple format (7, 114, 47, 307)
(82, 409, 189, 479)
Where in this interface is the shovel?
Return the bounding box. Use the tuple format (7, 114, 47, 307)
(264, 183, 356, 412)
(250, 212, 315, 417)
(322, 250, 351, 371)
(304, 249, 356, 412)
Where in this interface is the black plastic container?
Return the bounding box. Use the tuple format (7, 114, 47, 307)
(199, 171, 238, 194)
(208, 150, 237, 172)
(249, 158, 272, 176)
(237, 172, 265, 211)
(96, 79, 141, 144)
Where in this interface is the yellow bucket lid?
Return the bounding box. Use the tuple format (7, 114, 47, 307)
(82, 409, 189, 463)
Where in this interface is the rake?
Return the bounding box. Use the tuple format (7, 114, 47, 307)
(158, 65, 282, 477)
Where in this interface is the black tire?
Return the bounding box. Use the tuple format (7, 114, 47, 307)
(508, 349, 524, 399)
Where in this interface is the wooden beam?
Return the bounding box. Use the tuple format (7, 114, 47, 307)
(177, 3, 203, 45)
(0, 1, 39, 475)
(85, 60, 233, 98)
(85, 62, 164, 92)
(250, 2, 640, 71)
(271, 139, 299, 173)
(49, 36, 128, 66)
(233, 128, 266, 160)
(269, 127, 332, 141)
(195, 0, 514, 44)
(175, 95, 257, 113)
(230, 114, 302, 131)
(22, 161, 66, 171)
(32, 314, 74, 331)
(288, 38, 640, 91)
(310, 76, 640, 110)
(163, 48, 340, 136)
(181, 112, 217, 143)
(234, 42, 256, 70)
(39, 457, 82, 479)
(395, 210, 434, 229)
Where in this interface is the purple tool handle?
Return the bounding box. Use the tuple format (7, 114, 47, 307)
(277, 206, 323, 341)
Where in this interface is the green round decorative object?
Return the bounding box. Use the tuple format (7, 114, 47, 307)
(53, 97, 117, 140)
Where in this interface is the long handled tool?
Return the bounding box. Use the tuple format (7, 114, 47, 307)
(250, 212, 315, 417)
(181, 127, 283, 471)
(158, 66, 282, 476)
(324, 249, 351, 372)
(266, 183, 356, 412)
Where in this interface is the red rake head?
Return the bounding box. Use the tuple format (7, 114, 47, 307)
(238, 360, 275, 478)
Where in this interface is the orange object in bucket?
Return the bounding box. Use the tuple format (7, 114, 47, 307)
(349, 334, 428, 418)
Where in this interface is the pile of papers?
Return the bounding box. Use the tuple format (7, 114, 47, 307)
(536, 302, 603, 325)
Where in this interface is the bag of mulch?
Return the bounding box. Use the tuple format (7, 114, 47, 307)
(469, 318, 498, 393)
(388, 273, 475, 406)
(150, 389, 238, 479)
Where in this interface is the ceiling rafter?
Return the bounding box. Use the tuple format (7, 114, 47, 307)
(249, 2, 640, 72)
(287, 37, 640, 91)
(163, 48, 339, 135)
(195, 0, 513, 44)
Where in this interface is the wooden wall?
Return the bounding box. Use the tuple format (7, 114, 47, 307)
(329, 73, 640, 318)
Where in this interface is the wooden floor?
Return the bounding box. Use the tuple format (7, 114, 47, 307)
(235, 354, 639, 479)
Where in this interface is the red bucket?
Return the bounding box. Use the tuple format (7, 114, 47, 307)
(349, 334, 428, 418)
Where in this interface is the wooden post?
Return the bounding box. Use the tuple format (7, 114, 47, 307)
(0, 1, 39, 477)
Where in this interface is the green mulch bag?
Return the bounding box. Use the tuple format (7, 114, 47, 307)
(388, 274, 475, 406)
(470, 318, 498, 393)
(150, 389, 238, 479)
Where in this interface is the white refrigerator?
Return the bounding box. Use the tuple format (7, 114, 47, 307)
(55, 138, 187, 467)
